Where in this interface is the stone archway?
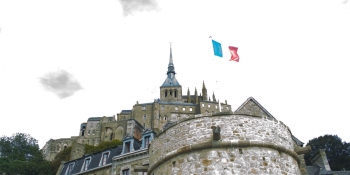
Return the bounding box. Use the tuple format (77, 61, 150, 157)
(115, 126, 125, 140)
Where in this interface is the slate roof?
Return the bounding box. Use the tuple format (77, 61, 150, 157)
(120, 110, 132, 114)
(87, 116, 114, 121)
(161, 76, 181, 87)
(60, 145, 122, 175)
(292, 135, 304, 147)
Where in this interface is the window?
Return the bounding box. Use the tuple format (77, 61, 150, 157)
(88, 130, 90, 135)
(65, 163, 74, 175)
(190, 107, 192, 111)
(170, 90, 172, 96)
(174, 90, 177, 97)
(182, 107, 185, 111)
(143, 123, 145, 128)
(175, 106, 178, 110)
(165, 90, 168, 97)
(208, 104, 210, 108)
(221, 106, 223, 110)
(93, 130, 95, 135)
(144, 136, 150, 148)
(101, 152, 109, 166)
(125, 142, 131, 153)
(143, 114, 146, 119)
(161, 106, 164, 110)
(226, 106, 229, 110)
(215, 105, 218, 109)
(122, 169, 130, 175)
(202, 104, 204, 107)
(142, 106, 146, 110)
(123, 116, 125, 120)
(82, 158, 91, 171)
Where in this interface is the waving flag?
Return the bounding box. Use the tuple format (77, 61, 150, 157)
(228, 46, 239, 62)
(212, 40, 223, 57)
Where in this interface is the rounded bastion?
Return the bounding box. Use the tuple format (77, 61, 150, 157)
(148, 113, 301, 175)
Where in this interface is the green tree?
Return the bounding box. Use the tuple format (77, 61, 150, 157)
(305, 134, 350, 171)
(51, 146, 72, 174)
(85, 139, 122, 155)
(0, 133, 54, 175)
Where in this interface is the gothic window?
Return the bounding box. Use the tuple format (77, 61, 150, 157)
(110, 133, 113, 140)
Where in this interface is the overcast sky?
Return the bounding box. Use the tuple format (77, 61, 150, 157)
(0, 0, 349, 148)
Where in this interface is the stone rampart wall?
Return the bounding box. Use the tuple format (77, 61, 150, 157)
(149, 114, 299, 174)
(150, 114, 294, 165)
(151, 147, 300, 175)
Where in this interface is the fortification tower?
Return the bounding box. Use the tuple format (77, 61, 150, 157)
(148, 97, 302, 174)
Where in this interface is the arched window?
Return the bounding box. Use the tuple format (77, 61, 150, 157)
(175, 90, 177, 97)
(110, 133, 114, 140)
(170, 90, 172, 96)
(165, 90, 168, 97)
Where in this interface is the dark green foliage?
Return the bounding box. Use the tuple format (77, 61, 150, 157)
(0, 133, 54, 175)
(85, 139, 122, 155)
(51, 146, 72, 174)
(305, 134, 350, 171)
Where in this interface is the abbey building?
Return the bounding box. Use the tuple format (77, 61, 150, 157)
(43, 47, 348, 175)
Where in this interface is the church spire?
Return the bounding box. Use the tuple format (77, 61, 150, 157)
(166, 43, 176, 78)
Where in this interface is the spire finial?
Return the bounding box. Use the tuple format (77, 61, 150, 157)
(169, 42, 173, 63)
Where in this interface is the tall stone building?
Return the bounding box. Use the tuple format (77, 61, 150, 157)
(45, 47, 350, 175)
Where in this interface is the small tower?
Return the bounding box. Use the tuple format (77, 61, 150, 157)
(187, 88, 191, 103)
(213, 92, 216, 102)
(159, 44, 182, 102)
(202, 81, 208, 101)
(195, 88, 198, 104)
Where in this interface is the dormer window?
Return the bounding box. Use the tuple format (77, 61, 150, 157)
(100, 152, 109, 166)
(144, 136, 150, 148)
(82, 158, 91, 171)
(125, 141, 131, 153)
(65, 163, 75, 175)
